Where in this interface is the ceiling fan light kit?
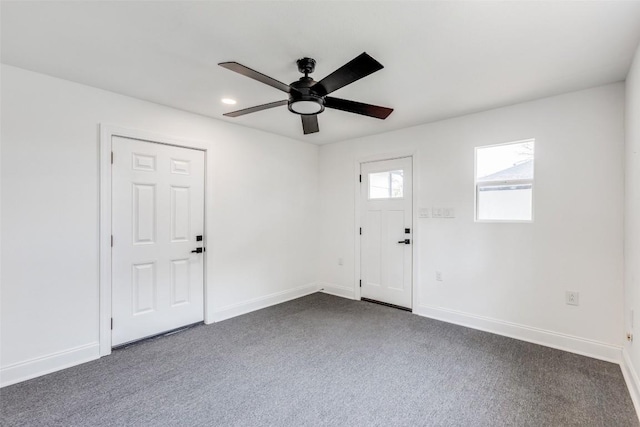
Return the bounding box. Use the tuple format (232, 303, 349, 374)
(289, 99, 324, 115)
(218, 52, 393, 135)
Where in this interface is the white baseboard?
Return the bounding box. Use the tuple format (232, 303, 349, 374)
(621, 348, 640, 422)
(303, 291, 623, 364)
(318, 282, 355, 299)
(210, 283, 320, 322)
(1, 342, 100, 388)
(2, 285, 319, 387)
(414, 304, 622, 364)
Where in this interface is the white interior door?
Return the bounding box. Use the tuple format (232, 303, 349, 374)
(111, 136, 205, 346)
(361, 157, 413, 309)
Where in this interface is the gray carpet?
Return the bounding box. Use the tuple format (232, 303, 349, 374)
(1, 292, 637, 426)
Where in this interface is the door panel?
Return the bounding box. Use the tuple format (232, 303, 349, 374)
(170, 186, 190, 242)
(364, 210, 382, 288)
(133, 184, 156, 244)
(387, 209, 405, 291)
(361, 157, 412, 309)
(132, 262, 155, 314)
(170, 259, 190, 306)
(112, 136, 205, 346)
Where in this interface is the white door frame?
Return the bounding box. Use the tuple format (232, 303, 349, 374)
(354, 150, 418, 310)
(99, 124, 213, 357)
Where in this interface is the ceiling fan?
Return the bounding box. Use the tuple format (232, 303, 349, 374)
(218, 52, 393, 135)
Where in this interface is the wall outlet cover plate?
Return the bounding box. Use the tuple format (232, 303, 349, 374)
(566, 291, 579, 306)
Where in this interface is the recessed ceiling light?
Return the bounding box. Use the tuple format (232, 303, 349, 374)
(221, 98, 237, 105)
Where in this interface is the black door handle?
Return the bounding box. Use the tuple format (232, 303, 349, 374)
(397, 239, 410, 244)
(191, 248, 204, 253)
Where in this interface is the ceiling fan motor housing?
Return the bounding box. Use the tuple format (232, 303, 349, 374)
(288, 76, 325, 115)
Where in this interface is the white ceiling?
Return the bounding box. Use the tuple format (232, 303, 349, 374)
(3, 1, 640, 145)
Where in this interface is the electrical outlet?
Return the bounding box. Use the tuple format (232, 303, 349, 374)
(432, 208, 443, 218)
(419, 208, 430, 218)
(435, 271, 443, 281)
(566, 291, 579, 306)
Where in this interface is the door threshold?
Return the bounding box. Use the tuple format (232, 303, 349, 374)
(113, 321, 203, 350)
(361, 297, 412, 312)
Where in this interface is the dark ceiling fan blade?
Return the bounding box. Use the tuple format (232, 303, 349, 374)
(223, 100, 288, 117)
(324, 97, 393, 119)
(301, 115, 319, 134)
(219, 62, 293, 93)
(312, 52, 384, 97)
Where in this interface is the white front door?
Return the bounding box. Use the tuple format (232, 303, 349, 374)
(111, 136, 205, 346)
(361, 157, 413, 309)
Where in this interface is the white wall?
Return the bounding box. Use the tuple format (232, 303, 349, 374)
(0, 65, 319, 385)
(318, 83, 625, 360)
(624, 42, 640, 411)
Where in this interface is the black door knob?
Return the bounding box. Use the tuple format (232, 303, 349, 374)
(191, 248, 204, 253)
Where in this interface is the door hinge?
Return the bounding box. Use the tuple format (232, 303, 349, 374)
(359, 279, 362, 288)
(111, 152, 114, 164)
(359, 174, 362, 183)
(359, 227, 362, 235)
(111, 318, 113, 330)
(111, 235, 113, 247)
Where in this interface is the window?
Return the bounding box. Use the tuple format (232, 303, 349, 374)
(369, 170, 404, 199)
(475, 140, 534, 221)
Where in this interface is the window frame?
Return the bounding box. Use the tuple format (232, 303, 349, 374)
(474, 139, 535, 223)
(367, 169, 405, 200)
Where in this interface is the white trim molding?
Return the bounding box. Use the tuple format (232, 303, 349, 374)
(0, 343, 100, 388)
(210, 283, 320, 322)
(414, 304, 622, 363)
(319, 282, 356, 300)
(622, 349, 640, 422)
(353, 150, 418, 306)
(99, 124, 214, 356)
